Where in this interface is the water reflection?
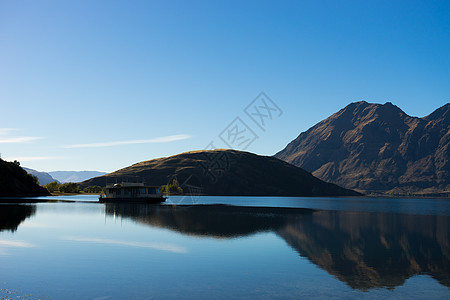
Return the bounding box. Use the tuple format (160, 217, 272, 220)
(105, 203, 449, 291)
(0, 204, 36, 232)
(278, 210, 450, 291)
(105, 203, 312, 237)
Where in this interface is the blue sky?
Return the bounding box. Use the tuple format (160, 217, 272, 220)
(1, 0, 449, 172)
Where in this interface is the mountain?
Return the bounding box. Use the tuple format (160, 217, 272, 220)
(81, 149, 360, 196)
(0, 159, 50, 196)
(23, 167, 58, 185)
(49, 171, 107, 183)
(275, 101, 450, 195)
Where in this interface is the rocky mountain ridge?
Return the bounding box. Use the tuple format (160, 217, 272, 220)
(275, 101, 450, 195)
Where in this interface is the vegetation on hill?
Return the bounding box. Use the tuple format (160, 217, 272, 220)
(0, 159, 50, 196)
(160, 179, 183, 195)
(83, 185, 103, 193)
(44, 181, 81, 193)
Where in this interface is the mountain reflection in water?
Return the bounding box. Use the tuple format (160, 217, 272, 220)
(105, 203, 449, 291)
(0, 204, 36, 232)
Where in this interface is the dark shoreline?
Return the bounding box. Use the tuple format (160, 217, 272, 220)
(1, 193, 449, 204)
(0, 198, 75, 203)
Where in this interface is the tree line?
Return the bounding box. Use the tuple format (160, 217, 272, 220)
(44, 181, 103, 194)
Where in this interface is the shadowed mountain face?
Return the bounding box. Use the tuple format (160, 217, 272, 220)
(275, 101, 450, 195)
(81, 150, 359, 197)
(0, 204, 36, 232)
(105, 204, 449, 291)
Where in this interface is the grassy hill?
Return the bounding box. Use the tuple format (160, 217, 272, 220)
(81, 149, 360, 197)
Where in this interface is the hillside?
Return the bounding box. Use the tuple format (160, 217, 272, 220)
(275, 101, 450, 195)
(23, 167, 58, 185)
(0, 159, 50, 196)
(81, 149, 359, 197)
(49, 171, 107, 183)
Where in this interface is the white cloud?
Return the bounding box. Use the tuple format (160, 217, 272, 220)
(0, 128, 18, 135)
(0, 128, 42, 144)
(4, 156, 63, 162)
(62, 134, 191, 148)
(0, 136, 43, 143)
(61, 236, 188, 254)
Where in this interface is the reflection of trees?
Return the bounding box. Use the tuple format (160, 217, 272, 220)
(0, 204, 36, 232)
(105, 204, 449, 290)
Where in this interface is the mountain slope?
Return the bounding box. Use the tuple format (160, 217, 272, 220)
(23, 167, 58, 185)
(275, 101, 450, 195)
(0, 159, 50, 196)
(49, 171, 107, 183)
(81, 149, 360, 196)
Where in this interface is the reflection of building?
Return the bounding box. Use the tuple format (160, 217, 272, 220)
(105, 204, 450, 290)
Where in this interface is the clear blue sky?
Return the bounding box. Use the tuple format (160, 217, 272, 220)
(1, 0, 449, 172)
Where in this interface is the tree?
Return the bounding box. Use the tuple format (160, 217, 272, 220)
(45, 181, 60, 193)
(30, 175, 39, 185)
(161, 179, 183, 195)
(83, 186, 103, 193)
(59, 183, 80, 193)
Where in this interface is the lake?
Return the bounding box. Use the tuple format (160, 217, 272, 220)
(0, 195, 449, 299)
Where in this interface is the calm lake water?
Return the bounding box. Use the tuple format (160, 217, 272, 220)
(0, 195, 449, 299)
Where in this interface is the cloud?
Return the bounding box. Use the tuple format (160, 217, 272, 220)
(61, 236, 187, 254)
(0, 136, 43, 143)
(0, 128, 43, 144)
(62, 134, 191, 148)
(0, 128, 18, 135)
(4, 156, 63, 162)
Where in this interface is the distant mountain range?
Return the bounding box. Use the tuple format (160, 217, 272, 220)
(275, 101, 450, 195)
(22, 169, 107, 184)
(81, 149, 360, 197)
(48, 171, 107, 183)
(23, 167, 57, 185)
